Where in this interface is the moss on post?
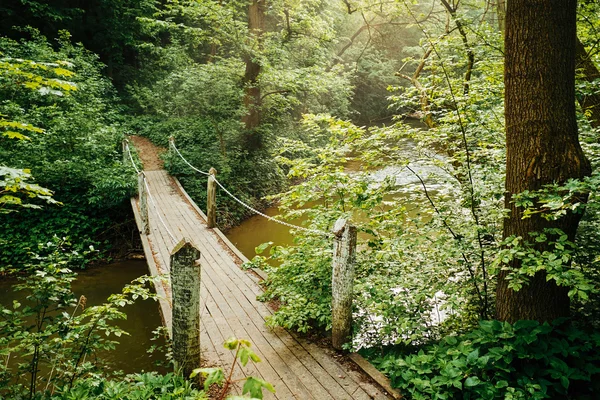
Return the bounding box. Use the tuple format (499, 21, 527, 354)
(331, 218, 357, 350)
(207, 167, 217, 228)
(170, 239, 202, 381)
(137, 172, 149, 235)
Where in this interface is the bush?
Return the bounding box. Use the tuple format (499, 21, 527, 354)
(0, 32, 137, 266)
(369, 319, 600, 400)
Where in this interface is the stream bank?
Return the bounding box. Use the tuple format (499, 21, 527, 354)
(0, 260, 167, 375)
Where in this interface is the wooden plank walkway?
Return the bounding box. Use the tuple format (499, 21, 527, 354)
(130, 166, 395, 400)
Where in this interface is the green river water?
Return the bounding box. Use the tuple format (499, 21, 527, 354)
(0, 260, 167, 375)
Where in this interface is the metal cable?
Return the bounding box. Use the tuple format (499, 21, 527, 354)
(169, 140, 210, 176)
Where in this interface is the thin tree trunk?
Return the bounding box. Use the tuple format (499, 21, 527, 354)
(497, 0, 506, 34)
(440, 0, 474, 94)
(242, 0, 265, 150)
(496, 0, 591, 323)
(576, 37, 600, 130)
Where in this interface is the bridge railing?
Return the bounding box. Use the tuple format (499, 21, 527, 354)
(123, 136, 358, 350)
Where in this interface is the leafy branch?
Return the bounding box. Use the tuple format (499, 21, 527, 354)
(191, 337, 275, 400)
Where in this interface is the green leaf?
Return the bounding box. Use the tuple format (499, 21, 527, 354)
(190, 367, 225, 391)
(445, 336, 458, 346)
(224, 337, 239, 350)
(242, 376, 276, 399)
(255, 242, 273, 255)
(464, 376, 481, 387)
(2, 131, 30, 140)
(466, 349, 479, 364)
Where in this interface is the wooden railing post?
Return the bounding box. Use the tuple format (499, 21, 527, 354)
(138, 172, 149, 235)
(122, 138, 128, 164)
(170, 239, 202, 381)
(331, 218, 357, 350)
(207, 167, 217, 228)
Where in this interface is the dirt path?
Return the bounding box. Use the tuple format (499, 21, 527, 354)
(129, 136, 165, 171)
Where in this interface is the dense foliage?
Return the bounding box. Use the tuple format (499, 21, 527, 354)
(370, 319, 600, 399)
(0, 31, 137, 266)
(248, 1, 600, 398)
(0, 240, 156, 398)
(1, 0, 600, 398)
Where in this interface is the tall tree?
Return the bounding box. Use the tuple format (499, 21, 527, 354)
(576, 36, 600, 130)
(496, 0, 591, 322)
(242, 0, 265, 150)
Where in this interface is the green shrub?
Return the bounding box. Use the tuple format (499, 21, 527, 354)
(369, 319, 600, 400)
(0, 32, 137, 266)
(54, 372, 207, 400)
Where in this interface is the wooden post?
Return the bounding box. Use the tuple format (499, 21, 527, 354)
(170, 239, 202, 381)
(331, 218, 357, 350)
(138, 172, 149, 235)
(207, 167, 217, 228)
(122, 138, 128, 164)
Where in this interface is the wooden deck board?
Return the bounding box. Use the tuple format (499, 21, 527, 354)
(149, 175, 344, 398)
(132, 169, 394, 400)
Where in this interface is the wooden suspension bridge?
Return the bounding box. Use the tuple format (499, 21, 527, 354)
(126, 136, 400, 400)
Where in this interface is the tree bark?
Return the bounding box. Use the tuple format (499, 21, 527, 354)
(496, 0, 591, 323)
(576, 37, 600, 130)
(242, 0, 265, 150)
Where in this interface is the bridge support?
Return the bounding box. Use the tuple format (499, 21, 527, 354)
(207, 167, 218, 228)
(122, 138, 128, 164)
(138, 172, 149, 235)
(331, 218, 357, 350)
(170, 239, 202, 382)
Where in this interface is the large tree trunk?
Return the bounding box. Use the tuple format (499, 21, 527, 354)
(496, 0, 591, 323)
(242, 0, 265, 150)
(576, 37, 600, 130)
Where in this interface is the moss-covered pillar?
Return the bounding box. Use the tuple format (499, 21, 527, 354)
(170, 239, 202, 380)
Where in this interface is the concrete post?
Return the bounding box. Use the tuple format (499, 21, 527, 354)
(331, 218, 357, 350)
(170, 239, 202, 381)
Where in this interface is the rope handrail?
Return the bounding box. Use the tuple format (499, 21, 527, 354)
(124, 139, 177, 243)
(124, 141, 141, 174)
(169, 139, 210, 176)
(213, 176, 331, 237)
(170, 138, 331, 237)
